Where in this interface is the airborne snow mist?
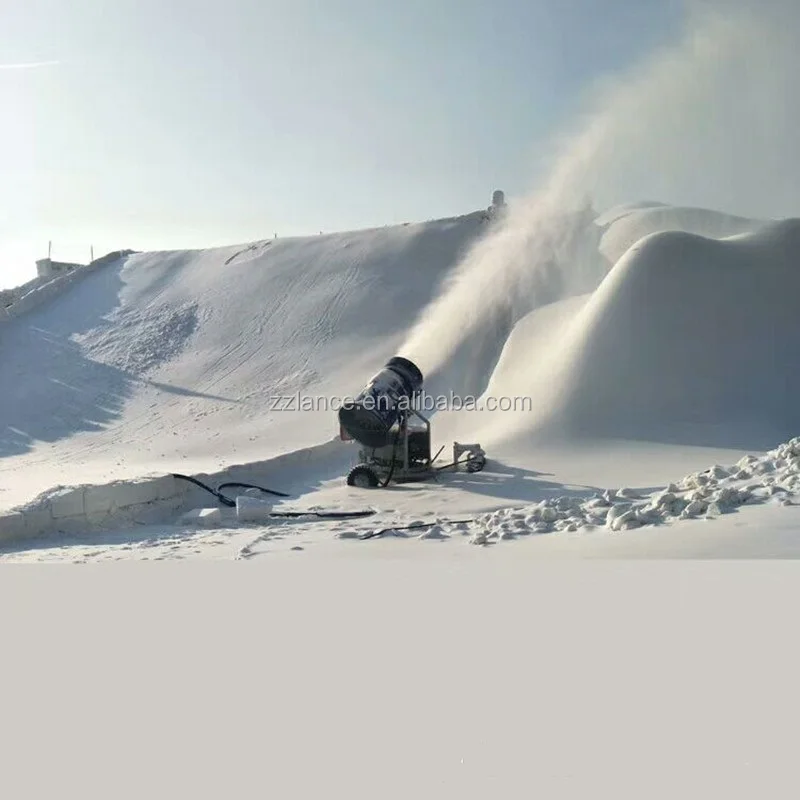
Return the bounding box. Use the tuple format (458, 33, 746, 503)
(399, 1, 800, 382)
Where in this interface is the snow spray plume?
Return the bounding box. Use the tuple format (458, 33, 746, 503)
(399, 2, 800, 383)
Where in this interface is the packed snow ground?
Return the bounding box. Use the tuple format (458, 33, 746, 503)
(3, 435, 799, 562)
(1, 201, 799, 560)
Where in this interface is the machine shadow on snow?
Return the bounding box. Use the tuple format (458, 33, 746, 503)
(437, 460, 602, 504)
(0, 258, 134, 459)
(144, 380, 238, 403)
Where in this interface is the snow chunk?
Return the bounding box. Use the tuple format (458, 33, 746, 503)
(178, 507, 222, 527)
(418, 525, 448, 540)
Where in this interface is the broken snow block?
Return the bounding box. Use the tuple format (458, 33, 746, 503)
(236, 496, 276, 524)
(178, 507, 222, 527)
(682, 499, 708, 518)
(605, 503, 633, 529)
(610, 509, 641, 531)
(708, 465, 732, 480)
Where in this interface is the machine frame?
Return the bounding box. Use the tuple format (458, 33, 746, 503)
(344, 407, 486, 488)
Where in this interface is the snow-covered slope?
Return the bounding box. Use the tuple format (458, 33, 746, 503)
(0, 213, 488, 509)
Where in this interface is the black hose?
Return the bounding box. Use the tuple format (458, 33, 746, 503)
(172, 473, 238, 507)
(172, 472, 376, 520)
(379, 427, 402, 488)
(358, 517, 475, 540)
(218, 481, 290, 498)
(173, 473, 291, 508)
(272, 509, 376, 519)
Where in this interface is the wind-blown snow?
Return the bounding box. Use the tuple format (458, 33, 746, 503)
(398, 2, 800, 394)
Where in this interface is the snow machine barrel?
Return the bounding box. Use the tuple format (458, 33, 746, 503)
(338, 356, 423, 448)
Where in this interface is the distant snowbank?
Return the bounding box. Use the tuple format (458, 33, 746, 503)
(597, 203, 768, 266)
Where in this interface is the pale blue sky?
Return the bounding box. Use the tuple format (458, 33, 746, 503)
(2, 0, 687, 288)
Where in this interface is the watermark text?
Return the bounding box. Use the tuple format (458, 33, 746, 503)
(267, 391, 532, 413)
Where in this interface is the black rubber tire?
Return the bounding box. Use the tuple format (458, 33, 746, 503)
(346, 464, 380, 488)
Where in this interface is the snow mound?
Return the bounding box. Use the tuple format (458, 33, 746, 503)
(598, 203, 768, 266)
(476, 218, 800, 451)
(593, 201, 670, 227)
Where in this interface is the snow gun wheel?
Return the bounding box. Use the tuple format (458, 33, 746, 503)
(347, 465, 380, 488)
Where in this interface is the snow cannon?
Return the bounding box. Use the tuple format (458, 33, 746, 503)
(339, 356, 486, 488)
(338, 356, 423, 448)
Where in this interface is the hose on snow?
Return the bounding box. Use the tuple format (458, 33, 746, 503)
(171, 473, 376, 520)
